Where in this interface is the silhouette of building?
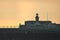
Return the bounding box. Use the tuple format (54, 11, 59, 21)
(0, 13, 60, 40)
(19, 13, 60, 33)
(0, 13, 60, 33)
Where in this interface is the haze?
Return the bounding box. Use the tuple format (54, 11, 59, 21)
(0, 0, 60, 28)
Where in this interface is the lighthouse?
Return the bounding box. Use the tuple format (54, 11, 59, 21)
(35, 13, 39, 21)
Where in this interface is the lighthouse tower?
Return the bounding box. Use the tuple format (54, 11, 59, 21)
(35, 13, 40, 25)
(35, 13, 39, 21)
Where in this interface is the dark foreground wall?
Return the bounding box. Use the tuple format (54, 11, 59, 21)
(0, 32, 60, 40)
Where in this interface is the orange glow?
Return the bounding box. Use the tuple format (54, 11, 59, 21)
(0, 0, 60, 28)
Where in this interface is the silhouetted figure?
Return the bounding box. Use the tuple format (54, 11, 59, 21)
(35, 13, 39, 21)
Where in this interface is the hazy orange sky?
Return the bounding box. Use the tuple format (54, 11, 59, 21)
(0, 0, 60, 28)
